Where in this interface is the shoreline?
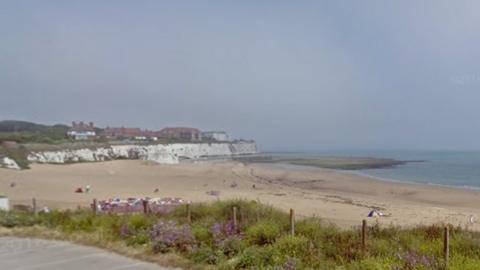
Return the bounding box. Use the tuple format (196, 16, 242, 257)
(1, 160, 480, 230)
(348, 169, 480, 192)
(252, 161, 480, 201)
(258, 157, 480, 192)
(258, 161, 480, 192)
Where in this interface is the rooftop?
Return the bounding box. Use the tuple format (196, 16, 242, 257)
(159, 127, 201, 133)
(69, 121, 95, 132)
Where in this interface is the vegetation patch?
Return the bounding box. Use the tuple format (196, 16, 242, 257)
(1, 200, 479, 269)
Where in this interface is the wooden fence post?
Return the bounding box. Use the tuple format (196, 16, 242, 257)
(32, 198, 37, 216)
(240, 209, 245, 225)
(444, 226, 449, 269)
(290, 208, 295, 236)
(92, 198, 97, 215)
(233, 206, 238, 232)
(142, 200, 149, 215)
(186, 203, 192, 223)
(362, 219, 367, 251)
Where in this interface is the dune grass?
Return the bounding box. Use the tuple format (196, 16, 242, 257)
(1, 200, 480, 269)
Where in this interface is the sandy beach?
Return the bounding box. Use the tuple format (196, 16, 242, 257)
(1, 160, 480, 230)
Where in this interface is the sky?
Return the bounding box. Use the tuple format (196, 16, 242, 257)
(1, 1, 480, 152)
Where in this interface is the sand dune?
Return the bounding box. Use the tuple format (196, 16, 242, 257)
(1, 160, 480, 230)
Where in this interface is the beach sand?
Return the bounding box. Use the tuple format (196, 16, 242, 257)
(1, 160, 480, 230)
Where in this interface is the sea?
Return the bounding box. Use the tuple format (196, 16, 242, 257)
(269, 150, 480, 190)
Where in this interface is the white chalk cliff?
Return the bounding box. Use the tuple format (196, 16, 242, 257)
(0, 157, 21, 170)
(27, 142, 257, 164)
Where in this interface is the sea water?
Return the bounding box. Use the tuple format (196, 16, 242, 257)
(269, 150, 480, 190)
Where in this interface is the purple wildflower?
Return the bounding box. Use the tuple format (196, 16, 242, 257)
(224, 220, 237, 237)
(150, 221, 195, 253)
(210, 220, 243, 246)
(399, 250, 439, 269)
(283, 257, 297, 270)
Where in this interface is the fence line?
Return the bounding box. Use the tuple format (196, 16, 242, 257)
(31, 198, 37, 216)
(186, 203, 192, 224)
(444, 226, 449, 269)
(362, 219, 367, 251)
(233, 206, 238, 232)
(82, 198, 452, 268)
(290, 208, 295, 236)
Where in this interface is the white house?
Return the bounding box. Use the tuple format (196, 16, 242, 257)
(202, 131, 231, 142)
(67, 121, 97, 140)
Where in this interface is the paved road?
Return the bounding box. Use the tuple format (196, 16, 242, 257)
(0, 237, 176, 270)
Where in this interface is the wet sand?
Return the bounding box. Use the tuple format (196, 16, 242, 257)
(1, 160, 480, 230)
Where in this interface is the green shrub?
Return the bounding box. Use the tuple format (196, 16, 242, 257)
(220, 236, 246, 257)
(38, 210, 72, 228)
(451, 233, 480, 258)
(61, 213, 95, 233)
(296, 217, 333, 249)
(449, 255, 480, 270)
(245, 220, 281, 245)
(273, 235, 309, 259)
(192, 224, 213, 245)
(0, 211, 41, 227)
(93, 214, 123, 240)
(0, 213, 19, 228)
(190, 246, 220, 264)
(398, 231, 424, 251)
(346, 257, 397, 270)
(369, 239, 396, 258)
(127, 214, 155, 231)
(125, 231, 150, 246)
(237, 246, 281, 269)
(321, 233, 364, 264)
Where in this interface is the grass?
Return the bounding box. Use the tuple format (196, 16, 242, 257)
(1, 200, 480, 269)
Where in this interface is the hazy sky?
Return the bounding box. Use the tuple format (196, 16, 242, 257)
(1, 1, 480, 151)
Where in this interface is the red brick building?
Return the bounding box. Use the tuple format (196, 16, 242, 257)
(158, 127, 202, 141)
(101, 127, 156, 139)
(67, 122, 96, 140)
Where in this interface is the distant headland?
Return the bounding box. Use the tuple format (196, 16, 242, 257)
(0, 120, 256, 169)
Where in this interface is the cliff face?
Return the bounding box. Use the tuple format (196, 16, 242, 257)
(0, 157, 20, 170)
(26, 142, 257, 164)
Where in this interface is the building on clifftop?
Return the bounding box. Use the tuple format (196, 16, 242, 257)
(67, 121, 96, 140)
(202, 131, 231, 142)
(101, 127, 156, 140)
(158, 127, 202, 142)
